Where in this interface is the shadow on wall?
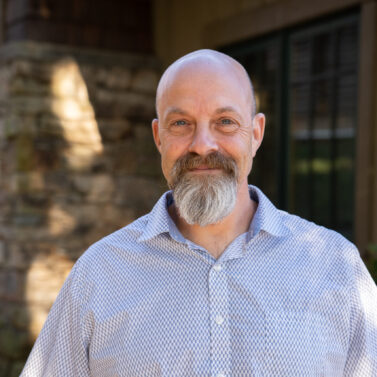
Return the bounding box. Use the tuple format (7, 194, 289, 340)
(0, 51, 164, 376)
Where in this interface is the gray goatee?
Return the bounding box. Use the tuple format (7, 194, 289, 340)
(169, 152, 239, 226)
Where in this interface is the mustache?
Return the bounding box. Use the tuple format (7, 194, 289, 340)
(170, 152, 238, 187)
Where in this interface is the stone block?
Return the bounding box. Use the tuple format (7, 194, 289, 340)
(36, 115, 66, 138)
(0, 270, 25, 301)
(15, 133, 36, 172)
(12, 200, 46, 227)
(9, 172, 45, 195)
(9, 96, 53, 116)
(26, 304, 50, 340)
(0, 327, 29, 359)
(47, 203, 77, 237)
(0, 224, 52, 243)
(33, 137, 64, 171)
(9, 360, 25, 377)
(10, 305, 29, 331)
(25, 254, 73, 307)
(102, 130, 161, 177)
(114, 175, 165, 215)
(72, 173, 115, 202)
(79, 65, 96, 82)
(6, 243, 27, 269)
(10, 59, 53, 83)
(43, 171, 72, 194)
(0, 357, 10, 377)
(93, 89, 155, 120)
(131, 68, 159, 94)
(3, 113, 36, 140)
(97, 118, 132, 142)
(62, 142, 104, 172)
(51, 98, 95, 121)
(0, 202, 13, 228)
(39, 116, 102, 145)
(9, 77, 50, 96)
(50, 59, 89, 100)
(0, 241, 5, 265)
(96, 66, 131, 90)
(0, 302, 7, 328)
(0, 68, 10, 101)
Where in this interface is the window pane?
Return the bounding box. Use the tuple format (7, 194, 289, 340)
(312, 32, 333, 75)
(231, 39, 280, 204)
(289, 18, 358, 238)
(223, 13, 359, 240)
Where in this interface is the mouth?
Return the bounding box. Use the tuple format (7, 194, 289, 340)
(188, 166, 222, 173)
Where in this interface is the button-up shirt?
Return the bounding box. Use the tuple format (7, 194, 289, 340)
(21, 186, 377, 376)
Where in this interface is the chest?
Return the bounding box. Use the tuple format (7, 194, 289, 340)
(86, 260, 350, 377)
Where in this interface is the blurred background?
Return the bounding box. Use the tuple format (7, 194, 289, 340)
(0, 0, 376, 374)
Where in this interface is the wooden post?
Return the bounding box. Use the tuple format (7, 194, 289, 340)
(355, 0, 377, 254)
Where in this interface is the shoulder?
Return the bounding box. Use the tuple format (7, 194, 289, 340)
(277, 209, 359, 279)
(72, 213, 152, 277)
(280, 209, 354, 250)
(68, 191, 171, 284)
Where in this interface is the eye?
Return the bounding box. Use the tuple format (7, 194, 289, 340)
(172, 120, 187, 126)
(216, 117, 238, 133)
(220, 118, 233, 125)
(168, 119, 192, 135)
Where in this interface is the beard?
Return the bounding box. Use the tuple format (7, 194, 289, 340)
(169, 152, 239, 227)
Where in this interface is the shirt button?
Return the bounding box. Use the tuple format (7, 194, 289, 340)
(215, 314, 224, 325)
(213, 264, 222, 272)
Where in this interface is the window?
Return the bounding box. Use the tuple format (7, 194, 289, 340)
(223, 11, 359, 239)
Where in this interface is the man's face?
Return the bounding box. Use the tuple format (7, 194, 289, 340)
(152, 61, 264, 191)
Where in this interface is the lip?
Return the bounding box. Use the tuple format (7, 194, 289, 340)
(189, 167, 221, 173)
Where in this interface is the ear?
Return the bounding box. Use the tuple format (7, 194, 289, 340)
(251, 113, 265, 158)
(152, 118, 162, 153)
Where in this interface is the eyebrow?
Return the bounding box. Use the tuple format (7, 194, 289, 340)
(164, 106, 241, 118)
(215, 106, 240, 114)
(167, 106, 238, 115)
(165, 107, 189, 116)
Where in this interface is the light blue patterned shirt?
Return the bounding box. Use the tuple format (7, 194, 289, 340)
(21, 186, 377, 376)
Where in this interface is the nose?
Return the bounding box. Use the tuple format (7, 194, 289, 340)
(188, 124, 218, 156)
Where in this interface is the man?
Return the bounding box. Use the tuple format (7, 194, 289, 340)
(21, 50, 377, 376)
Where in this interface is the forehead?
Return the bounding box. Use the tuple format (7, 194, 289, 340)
(157, 61, 251, 116)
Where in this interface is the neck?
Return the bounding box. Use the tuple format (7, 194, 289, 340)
(169, 182, 257, 259)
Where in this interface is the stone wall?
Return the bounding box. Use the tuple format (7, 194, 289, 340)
(5, 0, 153, 53)
(0, 41, 164, 375)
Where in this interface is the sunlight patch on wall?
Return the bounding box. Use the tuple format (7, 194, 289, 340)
(50, 59, 103, 170)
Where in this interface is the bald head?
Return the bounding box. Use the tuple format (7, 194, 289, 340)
(156, 49, 256, 119)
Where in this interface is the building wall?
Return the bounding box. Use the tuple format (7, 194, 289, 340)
(154, 0, 278, 65)
(5, 0, 153, 52)
(0, 41, 164, 375)
(0, 1, 162, 372)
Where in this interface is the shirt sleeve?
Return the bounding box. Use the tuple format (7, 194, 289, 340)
(344, 248, 377, 376)
(20, 259, 92, 377)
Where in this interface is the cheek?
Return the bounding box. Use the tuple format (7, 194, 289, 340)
(235, 138, 254, 175)
(160, 142, 186, 178)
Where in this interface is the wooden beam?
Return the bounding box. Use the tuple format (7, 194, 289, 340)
(203, 0, 367, 48)
(355, 0, 377, 254)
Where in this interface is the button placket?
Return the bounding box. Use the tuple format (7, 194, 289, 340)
(208, 264, 230, 377)
(213, 263, 223, 272)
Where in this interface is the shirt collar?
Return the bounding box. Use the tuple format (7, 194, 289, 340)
(137, 192, 172, 242)
(137, 185, 289, 243)
(247, 185, 289, 239)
